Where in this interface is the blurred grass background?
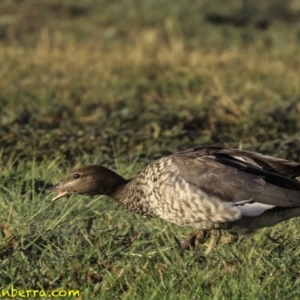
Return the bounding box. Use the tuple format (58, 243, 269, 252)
(0, 0, 300, 299)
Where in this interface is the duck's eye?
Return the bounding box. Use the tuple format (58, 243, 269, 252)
(73, 173, 81, 179)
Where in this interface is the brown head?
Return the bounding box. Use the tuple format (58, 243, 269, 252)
(46, 165, 128, 202)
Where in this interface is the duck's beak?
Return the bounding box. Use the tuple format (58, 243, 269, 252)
(46, 183, 70, 202)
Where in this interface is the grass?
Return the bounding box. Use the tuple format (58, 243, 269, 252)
(0, 0, 300, 298)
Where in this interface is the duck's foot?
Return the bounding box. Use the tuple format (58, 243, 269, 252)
(179, 229, 217, 255)
(179, 229, 239, 255)
(221, 230, 239, 244)
(180, 229, 210, 253)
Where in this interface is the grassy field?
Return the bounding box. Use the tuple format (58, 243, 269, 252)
(0, 0, 300, 299)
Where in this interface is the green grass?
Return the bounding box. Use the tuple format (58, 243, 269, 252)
(0, 0, 300, 299)
(2, 159, 300, 299)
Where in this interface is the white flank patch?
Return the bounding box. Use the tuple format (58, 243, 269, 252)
(236, 202, 275, 217)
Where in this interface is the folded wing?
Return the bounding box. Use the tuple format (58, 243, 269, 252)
(173, 146, 300, 210)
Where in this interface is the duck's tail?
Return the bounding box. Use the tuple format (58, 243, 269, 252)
(228, 206, 300, 235)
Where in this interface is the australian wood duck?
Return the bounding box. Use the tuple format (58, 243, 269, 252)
(47, 146, 300, 254)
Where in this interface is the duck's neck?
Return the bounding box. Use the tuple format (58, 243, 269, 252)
(110, 177, 154, 217)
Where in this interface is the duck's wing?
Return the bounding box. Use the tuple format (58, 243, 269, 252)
(215, 147, 300, 179)
(172, 146, 300, 210)
(177, 146, 300, 179)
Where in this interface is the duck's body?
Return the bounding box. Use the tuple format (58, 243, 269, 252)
(47, 146, 300, 252)
(112, 156, 243, 229)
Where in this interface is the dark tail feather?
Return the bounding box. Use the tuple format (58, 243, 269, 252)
(227, 206, 300, 235)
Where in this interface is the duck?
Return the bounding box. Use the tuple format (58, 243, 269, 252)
(46, 146, 300, 254)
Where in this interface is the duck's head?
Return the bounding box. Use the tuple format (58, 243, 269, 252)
(46, 165, 127, 202)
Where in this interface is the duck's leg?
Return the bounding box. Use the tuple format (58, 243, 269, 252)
(180, 229, 210, 253)
(180, 229, 238, 255)
(204, 229, 221, 255)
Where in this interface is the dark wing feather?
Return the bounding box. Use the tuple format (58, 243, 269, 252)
(173, 146, 300, 207)
(177, 146, 300, 179)
(217, 147, 300, 179)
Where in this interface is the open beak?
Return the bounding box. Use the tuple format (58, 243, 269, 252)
(46, 184, 70, 202)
